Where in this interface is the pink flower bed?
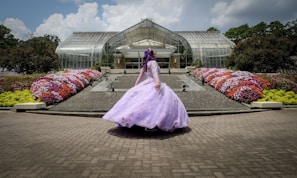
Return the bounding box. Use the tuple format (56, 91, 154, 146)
(258, 74, 297, 93)
(30, 69, 102, 105)
(193, 68, 271, 103)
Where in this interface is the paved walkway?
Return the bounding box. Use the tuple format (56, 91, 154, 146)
(1, 109, 297, 177)
(48, 74, 250, 113)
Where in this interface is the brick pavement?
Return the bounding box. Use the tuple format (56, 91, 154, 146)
(1, 109, 297, 178)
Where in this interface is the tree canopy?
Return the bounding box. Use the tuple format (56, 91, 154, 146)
(225, 35, 296, 72)
(0, 25, 61, 74)
(224, 20, 295, 44)
(207, 27, 220, 32)
(0, 24, 19, 49)
(224, 19, 297, 73)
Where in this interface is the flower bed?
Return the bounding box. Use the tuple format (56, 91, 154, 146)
(257, 74, 297, 93)
(258, 89, 297, 105)
(0, 74, 44, 93)
(193, 68, 271, 103)
(30, 69, 102, 105)
(0, 90, 40, 107)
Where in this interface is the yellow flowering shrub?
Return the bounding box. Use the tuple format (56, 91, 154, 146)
(257, 89, 297, 105)
(0, 90, 40, 107)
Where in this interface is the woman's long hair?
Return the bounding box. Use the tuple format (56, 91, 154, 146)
(142, 49, 156, 72)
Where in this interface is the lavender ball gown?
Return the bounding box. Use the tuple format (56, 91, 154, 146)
(103, 61, 189, 132)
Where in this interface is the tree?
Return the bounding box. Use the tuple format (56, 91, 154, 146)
(224, 24, 250, 44)
(285, 19, 297, 41)
(0, 25, 19, 71)
(285, 19, 297, 56)
(225, 35, 296, 72)
(1, 25, 61, 74)
(207, 27, 220, 32)
(267, 21, 285, 37)
(14, 35, 61, 74)
(0, 24, 19, 49)
(248, 21, 267, 37)
(225, 19, 297, 72)
(225, 20, 293, 44)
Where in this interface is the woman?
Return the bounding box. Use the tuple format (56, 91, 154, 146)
(103, 49, 189, 132)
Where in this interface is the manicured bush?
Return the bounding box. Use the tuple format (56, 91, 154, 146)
(193, 68, 271, 103)
(257, 74, 297, 93)
(0, 90, 40, 107)
(0, 74, 44, 93)
(0, 69, 102, 107)
(258, 89, 297, 105)
(193, 68, 297, 104)
(30, 69, 102, 105)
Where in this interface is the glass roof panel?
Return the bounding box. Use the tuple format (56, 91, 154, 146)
(56, 18, 235, 68)
(56, 32, 117, 54)
(103, 19, 192, 56)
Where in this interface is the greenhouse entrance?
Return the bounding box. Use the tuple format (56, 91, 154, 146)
(124, 58, 141, 69)
(102, 19, 192, 69)
(113, 49, 175, 69)
(123, 58, 169, 69)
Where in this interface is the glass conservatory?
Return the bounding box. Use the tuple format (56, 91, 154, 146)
(56, 18, 235, 69)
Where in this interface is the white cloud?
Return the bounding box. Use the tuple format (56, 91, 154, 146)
(34, 2, 108, 41)
(210, 0, 251, 29)
(34, 0, 185, 41)
(211, 0, 297, 30)
(102, 0, 184, 31)
(2, 0, 296, 42)
(3, 18, 33, 41)
(0, 1, 220, 42)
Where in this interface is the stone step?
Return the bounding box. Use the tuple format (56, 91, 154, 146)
(13, 102, 46, 112)
(250, 101, 283, 109)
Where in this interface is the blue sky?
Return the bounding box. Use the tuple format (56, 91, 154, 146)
(1, 0, 296, 41)
(0, 0, 114, 32)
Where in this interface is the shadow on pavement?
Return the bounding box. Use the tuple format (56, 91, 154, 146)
(107, 126, 192, 140)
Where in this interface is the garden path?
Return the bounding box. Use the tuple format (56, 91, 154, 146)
(49, 74, 250, 113)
